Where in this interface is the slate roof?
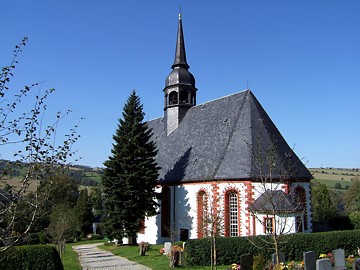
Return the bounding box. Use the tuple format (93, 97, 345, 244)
(148, 89, 312, 184)
(249, 189, 301, 213)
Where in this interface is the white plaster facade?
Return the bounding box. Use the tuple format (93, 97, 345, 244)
(137, 181, 312, 244)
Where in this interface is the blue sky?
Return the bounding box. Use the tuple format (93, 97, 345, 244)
(1, 1, 359, 169)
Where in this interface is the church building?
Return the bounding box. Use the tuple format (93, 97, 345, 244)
(137, 14, 313, 244)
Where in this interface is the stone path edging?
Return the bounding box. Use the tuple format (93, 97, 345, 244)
(73, 243, 151, 270)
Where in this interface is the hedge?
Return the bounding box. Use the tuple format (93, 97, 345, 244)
(0, 244, 63, 270)
(185, 230, 360, 266)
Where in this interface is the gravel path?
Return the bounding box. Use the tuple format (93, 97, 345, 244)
(73, 243, 151, 270)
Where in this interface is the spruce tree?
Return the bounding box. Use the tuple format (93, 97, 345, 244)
(102, 90, 159, 242)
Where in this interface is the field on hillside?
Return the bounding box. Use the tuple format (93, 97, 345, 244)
(0, 177, 38, 193)
(0, 161, 103, 193)
(309, 167, 360, 189)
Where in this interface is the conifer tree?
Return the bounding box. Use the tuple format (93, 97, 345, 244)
(76, 189, 94, 237)
(102, 90, 159, 243)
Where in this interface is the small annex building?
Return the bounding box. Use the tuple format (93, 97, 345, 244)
(137, 14, 313, 244)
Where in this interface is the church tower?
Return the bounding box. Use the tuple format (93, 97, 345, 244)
(164, 14, 197, 135)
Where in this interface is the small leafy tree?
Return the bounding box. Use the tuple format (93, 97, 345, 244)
(311, 182, 338, 222)
(0, 38, 81, 249)
(32, 173, 79, 233)
(48, 203, 78, 257)
(343, 178, 360, 213)
(102, 90, 159, 243)
(343, 179, 360, 228)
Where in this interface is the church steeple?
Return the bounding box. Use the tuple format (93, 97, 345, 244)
(163, 13, 197, 135)
(172, 13, 189, 69)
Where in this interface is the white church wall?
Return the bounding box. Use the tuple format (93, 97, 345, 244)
(253, 213, 298, 236)
(138, 180, 312, 244)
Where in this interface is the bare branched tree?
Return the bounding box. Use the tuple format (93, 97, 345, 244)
(246, 133, 310, 265)
(0, 37, 81, 250)
(196, 184, 225, 270)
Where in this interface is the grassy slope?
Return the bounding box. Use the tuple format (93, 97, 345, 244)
(309, 168, 360, 189)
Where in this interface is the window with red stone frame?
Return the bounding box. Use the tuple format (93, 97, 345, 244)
(263, 216, 274, 234)
(197, 191, 208, 238)
(224, 190, 239, 237)
(161, 186, 171, 237)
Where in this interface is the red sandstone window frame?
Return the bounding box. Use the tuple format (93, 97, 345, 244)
(263, 217, 274, 234)
(224, 190, 240, 237)
(197, 190, 208, 238)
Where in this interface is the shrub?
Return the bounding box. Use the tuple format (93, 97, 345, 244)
(26, 232, 49, 245)
(334, 183, 341, 189)
(0, 245, 63, 270)
(184, 230, 360, 266)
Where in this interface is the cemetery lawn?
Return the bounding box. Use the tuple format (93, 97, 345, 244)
(99, 244, 231, 270)
(62, 240, 105, 270)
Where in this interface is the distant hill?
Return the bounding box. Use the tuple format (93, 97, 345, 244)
(309, 167, 360, 190)
(0, 160, 104, 191)
(2, 159, 358, 191)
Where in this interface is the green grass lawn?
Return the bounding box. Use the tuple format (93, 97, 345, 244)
(99, 243, 232, 270)
(62, 240, 105, 270)
(62, 240, 231, 270)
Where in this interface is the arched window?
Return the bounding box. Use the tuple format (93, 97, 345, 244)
(161, 186, 171, 237)
(197, 191, 208, 238)
(225, 190, 239, 237)
(169, 91, 178, 105)
(179, 90, 189, 104)
(295, 186, 307, 231)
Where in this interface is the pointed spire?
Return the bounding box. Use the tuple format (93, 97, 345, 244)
(172, 13, 189, 69)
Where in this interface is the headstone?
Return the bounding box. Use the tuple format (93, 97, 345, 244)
(303, 251, 317, 270)
(332, 249, 346, 270)
(164, 242, 172, 255)
(241, 254, 253, 270)
(272, 252, 286, 265)
(316, 258, 332, 270)
(353, 258, 360, 270)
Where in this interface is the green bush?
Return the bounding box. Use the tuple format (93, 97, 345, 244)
(26, 232, 49, 245)
(0, 245, 63, 270)
(185, 230, 360, 266)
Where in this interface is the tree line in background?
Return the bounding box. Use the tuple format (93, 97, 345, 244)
(0, 160, 101, 188)
(311, 175, 360, 230)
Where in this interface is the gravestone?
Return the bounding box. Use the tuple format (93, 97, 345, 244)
(241, 254, 253, 270)
(272, 252, 286, 265)
(332, 249, 346, 270)
(303, 251, 317, 270)
(316, 258, 332, 270)
(164, 242, 172, 255)
(353, 258, 360, 270)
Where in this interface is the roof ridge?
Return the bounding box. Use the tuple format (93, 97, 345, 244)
(212, 90, 250, 178)
(197, 89, 251, 107)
